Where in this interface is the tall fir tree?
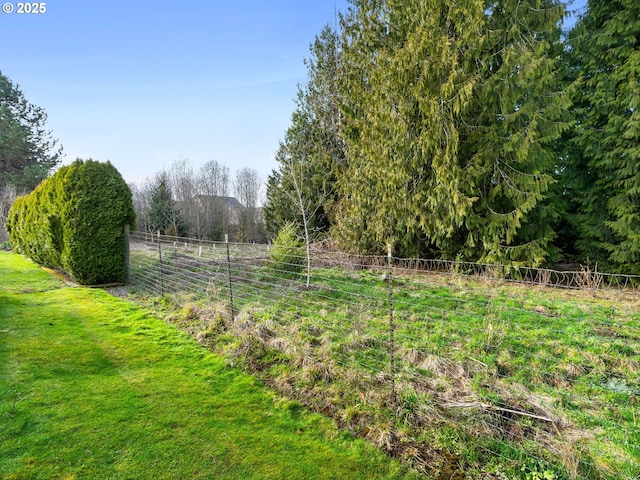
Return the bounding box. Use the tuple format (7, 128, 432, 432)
(0, 71, 62, 191)
(264, 25, 343, 239)
(334, 0, 482, 256)
(566, 0, 640, 272)
(457, 0, 571, 265)
(334, 0, 570, 264)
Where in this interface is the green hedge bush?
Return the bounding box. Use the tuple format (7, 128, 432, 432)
(6, 159, 135, 285)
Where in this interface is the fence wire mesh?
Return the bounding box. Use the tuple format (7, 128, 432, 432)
(127, 232, 640, 479)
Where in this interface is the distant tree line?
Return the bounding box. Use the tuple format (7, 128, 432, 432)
(264, 0, 640, 273)
(130, 160, 266, 243)
(0, 71, 62, 242)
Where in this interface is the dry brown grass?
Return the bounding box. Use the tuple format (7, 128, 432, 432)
(420, 354, 469, 379)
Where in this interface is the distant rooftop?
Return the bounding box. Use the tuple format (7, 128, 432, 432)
(193, 195, 243, 209)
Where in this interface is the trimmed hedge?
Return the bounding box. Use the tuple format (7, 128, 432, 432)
(6, 159, 135, 285)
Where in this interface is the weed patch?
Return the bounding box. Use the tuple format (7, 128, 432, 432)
(126, 243, 640, 479)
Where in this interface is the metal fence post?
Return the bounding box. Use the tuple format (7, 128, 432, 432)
(387, 244, 396, 399)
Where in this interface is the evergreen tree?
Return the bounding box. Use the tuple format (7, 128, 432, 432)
(147, 172, 185, 236)
(566, 0, 640, 272)
(335, 0, 482, 256)
(264, 25, 343, 239)
(334, 0, 570, 265)
(264, 169, 288, 236)
(457, 0, 571, 265)
(0, 71, 62, 191)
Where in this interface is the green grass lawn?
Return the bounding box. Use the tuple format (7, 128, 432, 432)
(0, 251, 421, 480)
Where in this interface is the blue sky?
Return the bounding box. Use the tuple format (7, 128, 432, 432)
(1, 0, 349, 185)
(1, 0, 586, 188)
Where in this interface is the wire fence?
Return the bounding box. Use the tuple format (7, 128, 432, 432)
(127, 231, 640, 479)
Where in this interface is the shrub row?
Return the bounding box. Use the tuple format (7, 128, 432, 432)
(6, 159, 136, 285)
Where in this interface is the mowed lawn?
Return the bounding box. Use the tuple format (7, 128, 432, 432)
(0, 251, 420, 480)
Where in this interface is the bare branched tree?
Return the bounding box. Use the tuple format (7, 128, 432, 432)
(168, 159, 200, 237)
(198, 160, 230, 240)
(233, 167, 262, 242)
(279, 143, 331, 287)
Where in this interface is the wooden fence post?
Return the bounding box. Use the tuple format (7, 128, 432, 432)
(124, 224, 130, 284)
(225, 234, 235, 319)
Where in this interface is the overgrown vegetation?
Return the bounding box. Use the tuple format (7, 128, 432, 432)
(0, 251, 419, 480)
(265, 0, 640, 272)
(127, 239, 640, 479)
(6, 159, 135, 285)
